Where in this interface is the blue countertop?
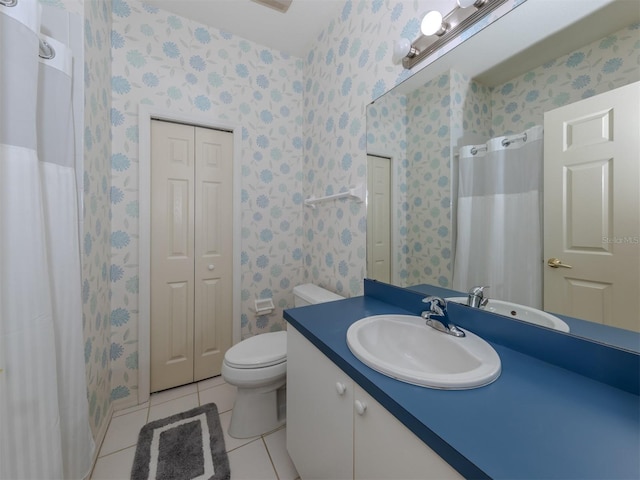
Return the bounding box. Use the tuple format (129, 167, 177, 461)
(284, 284, 640, 479)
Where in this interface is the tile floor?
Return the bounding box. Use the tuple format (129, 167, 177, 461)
(90, 376, 299, 480)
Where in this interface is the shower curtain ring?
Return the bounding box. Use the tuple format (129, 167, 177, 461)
(0, 0, 18, 7)
(39, 40, 56, 60)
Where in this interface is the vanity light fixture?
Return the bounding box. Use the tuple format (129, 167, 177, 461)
(457, 0, 488, 8)
(398, 0, 508, 69)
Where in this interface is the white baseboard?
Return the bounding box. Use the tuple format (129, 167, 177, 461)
(85, 402, 115, 480)
(111, 394, 140, 413)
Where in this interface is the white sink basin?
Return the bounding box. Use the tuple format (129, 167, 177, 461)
(446, 297, 570, 332)
(346, 314, 501, 390)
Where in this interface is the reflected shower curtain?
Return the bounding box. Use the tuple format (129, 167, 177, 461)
(0, 3, 94, 479)
(453, 126, 543, 309)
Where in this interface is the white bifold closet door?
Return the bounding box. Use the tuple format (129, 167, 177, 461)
(150, 120, 233, 393)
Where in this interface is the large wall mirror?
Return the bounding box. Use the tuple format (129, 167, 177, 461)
(366, 0, 640, 343)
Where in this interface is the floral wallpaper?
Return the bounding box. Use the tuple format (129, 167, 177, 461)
(491, 22, 640, 135)
(405, 74, 452, 287)
(38, 0, 114, 440)
(451, 70, 492, 150)
(82, 0, 113, 438)
(109, 0, 305, 404)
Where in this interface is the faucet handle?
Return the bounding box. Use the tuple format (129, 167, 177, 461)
(421, 296, 465, 337)
(469, 285, 489, 296)
(422, 296, 446, 315)
(468, 286, 489, 308)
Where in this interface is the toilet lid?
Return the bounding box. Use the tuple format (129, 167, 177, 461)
(225, 331, 287, 369)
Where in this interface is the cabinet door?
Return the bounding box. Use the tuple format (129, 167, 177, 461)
(353, 385, 463, 480)
(287, 327, 354, 479)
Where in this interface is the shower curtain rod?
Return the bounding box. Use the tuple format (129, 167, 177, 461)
(501, 131, 528, 147)
(469, 131, 529, 156)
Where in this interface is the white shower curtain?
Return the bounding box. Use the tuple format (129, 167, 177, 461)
(0, 3, 94, 479)
(453, 125, 543, 308)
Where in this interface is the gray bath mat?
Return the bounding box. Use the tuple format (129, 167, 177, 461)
(131, 403, 230, 480)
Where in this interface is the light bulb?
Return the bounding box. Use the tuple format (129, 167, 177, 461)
(421, 11, 447, 36)
(392, 38, 417, 63)
(393, 38, 411, 59)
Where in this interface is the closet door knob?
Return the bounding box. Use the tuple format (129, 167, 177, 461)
(354, 400, 367, 415)
(335, 382, 346, 395)
(208, 264, 215, 271)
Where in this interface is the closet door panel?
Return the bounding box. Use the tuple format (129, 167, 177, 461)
(194, 127, 234, 381)
(150, 120, 195, 392)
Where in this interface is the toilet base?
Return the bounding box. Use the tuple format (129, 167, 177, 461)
(228, 381, 286, 439)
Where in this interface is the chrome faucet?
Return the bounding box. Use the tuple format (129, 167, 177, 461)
(467, 286, 489, 308)
(421, 296, 465, 337)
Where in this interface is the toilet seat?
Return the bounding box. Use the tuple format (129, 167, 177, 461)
(224, 331, 286, 369)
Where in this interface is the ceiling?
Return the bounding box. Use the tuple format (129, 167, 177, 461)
(143, 0, 346, 57)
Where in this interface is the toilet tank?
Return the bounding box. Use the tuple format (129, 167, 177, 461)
(293, 283, 344, 307)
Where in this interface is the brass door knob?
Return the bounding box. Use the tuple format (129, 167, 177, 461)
(547, 257, 572, 269)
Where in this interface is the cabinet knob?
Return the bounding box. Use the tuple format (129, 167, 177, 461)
(354, 400, 367, 416)
(208, 264, 215, 271)
(335, 382, 346, 395)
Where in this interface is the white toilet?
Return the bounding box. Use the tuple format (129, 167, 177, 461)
(221, 283, 344, 438)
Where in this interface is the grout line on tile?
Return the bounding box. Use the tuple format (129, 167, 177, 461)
(197, 376, 227, 392)
(224, 436, 262, 454)
(96, 444, 136, 460)
(149, 390, 196, 407)
(262, 435, 280, 480)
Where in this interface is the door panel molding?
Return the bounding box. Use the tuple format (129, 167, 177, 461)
(139, 105, 242, 405)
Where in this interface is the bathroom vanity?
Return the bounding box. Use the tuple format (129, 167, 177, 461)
(284, 280, 639, 479)
(287, 325, 461, 479)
